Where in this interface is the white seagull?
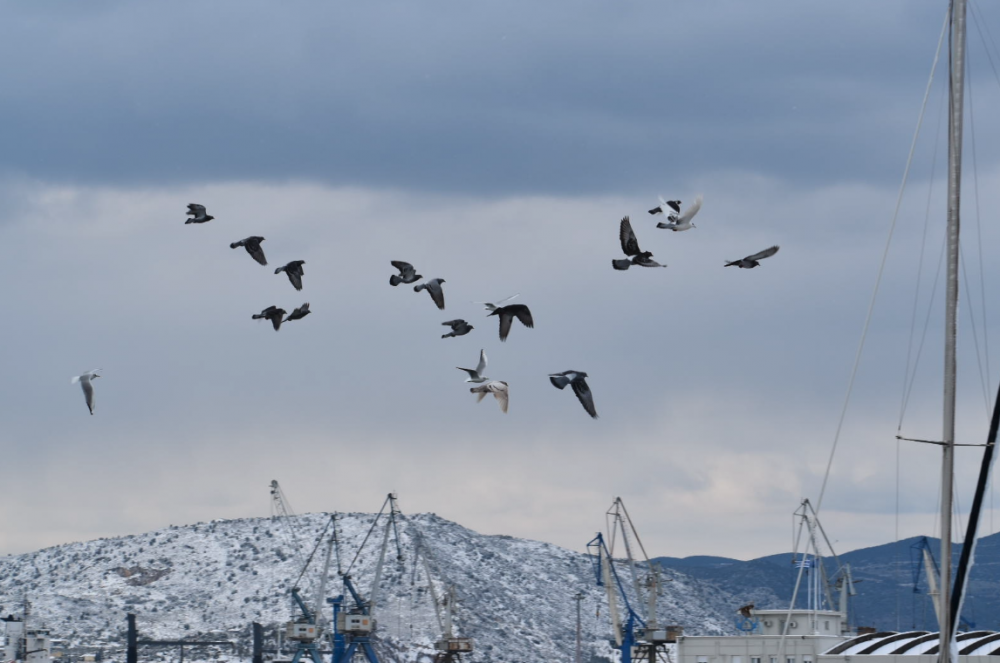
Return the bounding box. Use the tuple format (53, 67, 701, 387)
(473, 294, 519, 312)
(657, 194, 703, 231)
(71, 369, 101, 415)
(456, 349, 489, 383)
(470, 380, 509, 414)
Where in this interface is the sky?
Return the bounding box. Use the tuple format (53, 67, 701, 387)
(3, 1, 1000, 564)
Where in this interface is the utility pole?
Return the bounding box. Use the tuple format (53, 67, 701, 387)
(575, 592, 584, 663)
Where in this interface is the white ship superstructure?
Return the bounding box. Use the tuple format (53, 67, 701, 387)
(2, 615, 54, 663)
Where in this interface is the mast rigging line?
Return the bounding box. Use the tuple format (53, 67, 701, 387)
(897, 80, 948, 431)
(815, 6, 950, 515)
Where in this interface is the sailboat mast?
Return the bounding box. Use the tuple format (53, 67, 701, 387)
(941, 0, 967, 661)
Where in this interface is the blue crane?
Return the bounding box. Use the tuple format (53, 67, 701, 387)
(330, 494, 404, 663)
(587, 531, 645, 663)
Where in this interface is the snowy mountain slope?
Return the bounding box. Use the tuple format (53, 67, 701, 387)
(0, 512, 744, 662)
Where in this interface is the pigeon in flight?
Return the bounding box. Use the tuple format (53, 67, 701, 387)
(390, 261, 422, 286)
(613, 217, 666, 270)
(657, 194, 703, 231)
(442, 319, 473, 338)
(725, 245, 780, 269)
(230, 236, 267, 265)
(71, 369, 101, 415)
(414, 278, 446, 310)
(648, 196, 682, 217)
(252, 305, 286, 331)
(488, 304, 534, 342)
(284, 303, 311, 323)
(548, 370, 598, 419)
(470, 380, 509, 414)
(474, 294, 519, 312)
(185, 203, 214, 224)
(457, 349, 489, 383)
(275, 260, 306, 290)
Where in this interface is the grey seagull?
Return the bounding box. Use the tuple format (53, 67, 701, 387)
(470, 380, 509, 414)
(474, 294, 519, 312)
(71, 369, 101, 416)
(457, 349, 489, 383)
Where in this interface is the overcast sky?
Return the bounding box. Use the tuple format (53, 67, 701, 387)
(3, 1, 1000, 564)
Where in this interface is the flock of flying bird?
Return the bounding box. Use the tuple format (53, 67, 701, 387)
(70, 197, 779, 418)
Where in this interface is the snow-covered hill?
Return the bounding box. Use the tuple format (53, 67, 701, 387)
(0, 512, 745, 662)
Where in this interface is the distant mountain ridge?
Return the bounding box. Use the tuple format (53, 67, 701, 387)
(653, 531, 1000, 632)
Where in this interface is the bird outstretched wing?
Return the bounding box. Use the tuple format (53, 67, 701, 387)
(426, 280, 445, 310)
(619, 216, 641, 256)
(510, 304, 534, 329)
(572, 378, 598, 419)
(491, 381, 509, 413)
(745, 245, 780, 262)
(677, 194, 703, 224)
(391, 260, 415, 275)
(246, 237, 267, 265)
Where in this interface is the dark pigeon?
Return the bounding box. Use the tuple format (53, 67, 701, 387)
(390, 261, 422, 286)
(252, 305, 286, 331)
(488, 304, 534, 342)
(275, 260, 306, 290)
(548, 370, 598, 419)
(613, 216, 666, 270)
(230, 236, 267, 265)
(185, 203, 214, 224)
(414, 278, 446, 310)
(284, 303, 311, 323)
(442, 319, 473, 338)
(725, 245, 780, 269)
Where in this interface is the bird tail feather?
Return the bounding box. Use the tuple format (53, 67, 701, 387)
(612, 259, 631, 271)
(390, 275, 401, 286)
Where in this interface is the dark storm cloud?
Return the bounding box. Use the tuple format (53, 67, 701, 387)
(0, 1, 977, 194)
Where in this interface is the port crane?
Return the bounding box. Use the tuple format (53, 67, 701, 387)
(330, 493, 405, 663)
(786, 499, 857, 632)
(269, 480, 336, 663)
(588, 498, 673, 663)
(407, 518, 473, 662)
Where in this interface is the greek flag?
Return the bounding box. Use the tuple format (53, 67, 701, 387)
(794, 559, 814, 568)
